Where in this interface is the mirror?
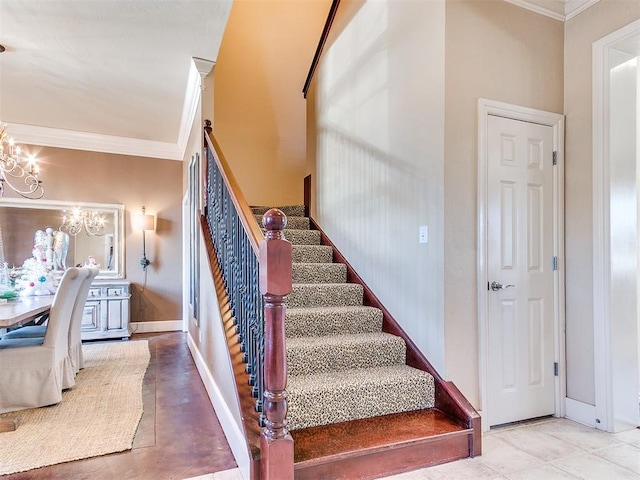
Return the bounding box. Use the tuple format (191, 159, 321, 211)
(0, 198, 125, 279)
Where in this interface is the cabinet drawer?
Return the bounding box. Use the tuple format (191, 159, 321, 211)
(88, 288, 101, 299)
(107, 287, 127, 297)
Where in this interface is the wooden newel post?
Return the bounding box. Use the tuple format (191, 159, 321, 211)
(259, 208, 294, 480)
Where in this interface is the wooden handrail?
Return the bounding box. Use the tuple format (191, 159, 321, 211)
(204, 126, 264, 255)
(203, 125, 294, 479)
(302, 0, 340, 99)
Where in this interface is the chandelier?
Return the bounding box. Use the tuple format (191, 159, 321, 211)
(0, 123, 44, 199)
(60, 208, 106, 236)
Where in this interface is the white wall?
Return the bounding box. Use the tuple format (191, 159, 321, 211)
(311, 0, 446, 372)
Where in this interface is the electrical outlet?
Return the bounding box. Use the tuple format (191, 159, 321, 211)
(419, 225, 428, 244)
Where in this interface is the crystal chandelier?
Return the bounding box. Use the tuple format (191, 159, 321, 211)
(59, 207, 106, 236)
(0, 123, 44, 199)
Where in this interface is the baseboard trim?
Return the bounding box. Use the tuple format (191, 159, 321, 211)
(565, 397, 596, 428)
(130, 320, 184, 334)
(187, 333, 251, 480)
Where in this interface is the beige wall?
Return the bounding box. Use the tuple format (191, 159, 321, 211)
(310, 0, 447, 372)
(564, 0, 640, 404)
(214, 0, 331, 207)
(1, 147, 183, 323)
(444, 0, 564, 406)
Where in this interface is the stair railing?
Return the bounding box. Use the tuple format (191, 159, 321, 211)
(203, 121, 293, 480)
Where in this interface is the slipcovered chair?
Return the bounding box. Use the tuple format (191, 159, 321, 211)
(2, 267, 98, 377)
(69, 267, 99, 374)
(0, 267, 85, 414)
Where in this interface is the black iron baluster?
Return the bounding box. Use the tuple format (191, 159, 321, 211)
(204, 142, 265, 429)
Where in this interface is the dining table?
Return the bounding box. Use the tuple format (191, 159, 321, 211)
(0, 294, 54, 329)
(0, 294, 54, 433)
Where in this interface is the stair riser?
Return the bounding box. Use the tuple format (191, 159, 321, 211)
(283, 229, 321, 245)
(294, 433, 473, 480)
(287, 335, 406, 376)
(286, 284, 363, 308)
(251, 205, 306, 217)
(285, 308, 383, 337)
(287, 374, 435, 431)
(255, 215, 309, 230)
(292, 245, 333, 263)
(292, 263, 347, 284)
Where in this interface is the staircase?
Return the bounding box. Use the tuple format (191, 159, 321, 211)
(251, 205, 480, 479)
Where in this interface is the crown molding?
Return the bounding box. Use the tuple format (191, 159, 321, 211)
(504, 0, 564, 21)
(505, 0, 600, 21)
(176, 57, 215, 159)
(564, 0, 600, 21)
(9, 56, 216, 162)
(7, 123, 183, 160)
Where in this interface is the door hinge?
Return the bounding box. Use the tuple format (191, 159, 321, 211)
(552, 151, 557, 166)
(554, 362, 559, 376)
(552, 256, 558, 271)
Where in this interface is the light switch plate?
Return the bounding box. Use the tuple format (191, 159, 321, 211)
(419, 225, 428, 244)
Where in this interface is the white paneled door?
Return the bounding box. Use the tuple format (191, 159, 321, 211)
(487, 115, 556, 427)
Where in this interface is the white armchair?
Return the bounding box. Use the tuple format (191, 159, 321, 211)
(0, 267, 86, 413)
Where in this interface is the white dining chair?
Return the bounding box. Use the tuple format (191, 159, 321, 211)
(0, 267, 85, 413)
(1, 267, 98, 385)
(69, 267, 99, 374)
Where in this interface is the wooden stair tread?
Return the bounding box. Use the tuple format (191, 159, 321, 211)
(292, 408, 468, 464)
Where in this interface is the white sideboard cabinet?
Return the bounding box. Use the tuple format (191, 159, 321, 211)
(81, 279, 131, 340)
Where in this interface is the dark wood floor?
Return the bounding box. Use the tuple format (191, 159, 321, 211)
(2, 332, 237, 480)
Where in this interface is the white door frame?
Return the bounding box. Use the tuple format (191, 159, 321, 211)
(592, 19, 640, 433)
(477, 98, 566, 430)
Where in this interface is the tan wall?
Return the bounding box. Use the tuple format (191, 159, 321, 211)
(564, 0, 640, 404)
(214, 0, 331, 207)
(444, 0, 564, 407)
(1, 147, 183, 323)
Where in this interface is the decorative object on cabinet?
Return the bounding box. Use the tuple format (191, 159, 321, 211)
(132, 206, 154, 270)
(0, 122, 44, 199)
(0, 198, 125, 279)
(81, 279, 131, 340)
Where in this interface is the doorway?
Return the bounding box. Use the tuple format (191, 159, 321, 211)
(478, 99, 566, 430)
(593, 19, 640, 433)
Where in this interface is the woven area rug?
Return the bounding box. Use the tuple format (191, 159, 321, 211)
(0, 339, 150, 475)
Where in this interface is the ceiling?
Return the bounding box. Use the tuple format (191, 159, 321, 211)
(0, 0, 599, 162)
(0, 0, 232, 160)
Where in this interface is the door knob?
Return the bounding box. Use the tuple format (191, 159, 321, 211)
(491, 281, 515, 291)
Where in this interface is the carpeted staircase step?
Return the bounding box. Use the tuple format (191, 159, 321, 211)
(286, 365, 435, 431)
(292, 245, 333, 263)
(255, 214, 310, 230)
(287, 333, 406, 376)
(292, 263, 347, 284)
(287, 283, 363, 308)
(251, 205, 306, 217)
(285, 306, 383, 338)
(282, 229, 321, 245)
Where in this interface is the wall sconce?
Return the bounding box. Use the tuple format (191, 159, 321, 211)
(132, 206, 155, 270)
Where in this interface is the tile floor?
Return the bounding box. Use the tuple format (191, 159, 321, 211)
(200, 417, 640, 480)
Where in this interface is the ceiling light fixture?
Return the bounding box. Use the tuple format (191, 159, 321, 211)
(0, 123, 44, 199)
(0, 45, 5, 53)
(59, 207, 106, 236)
